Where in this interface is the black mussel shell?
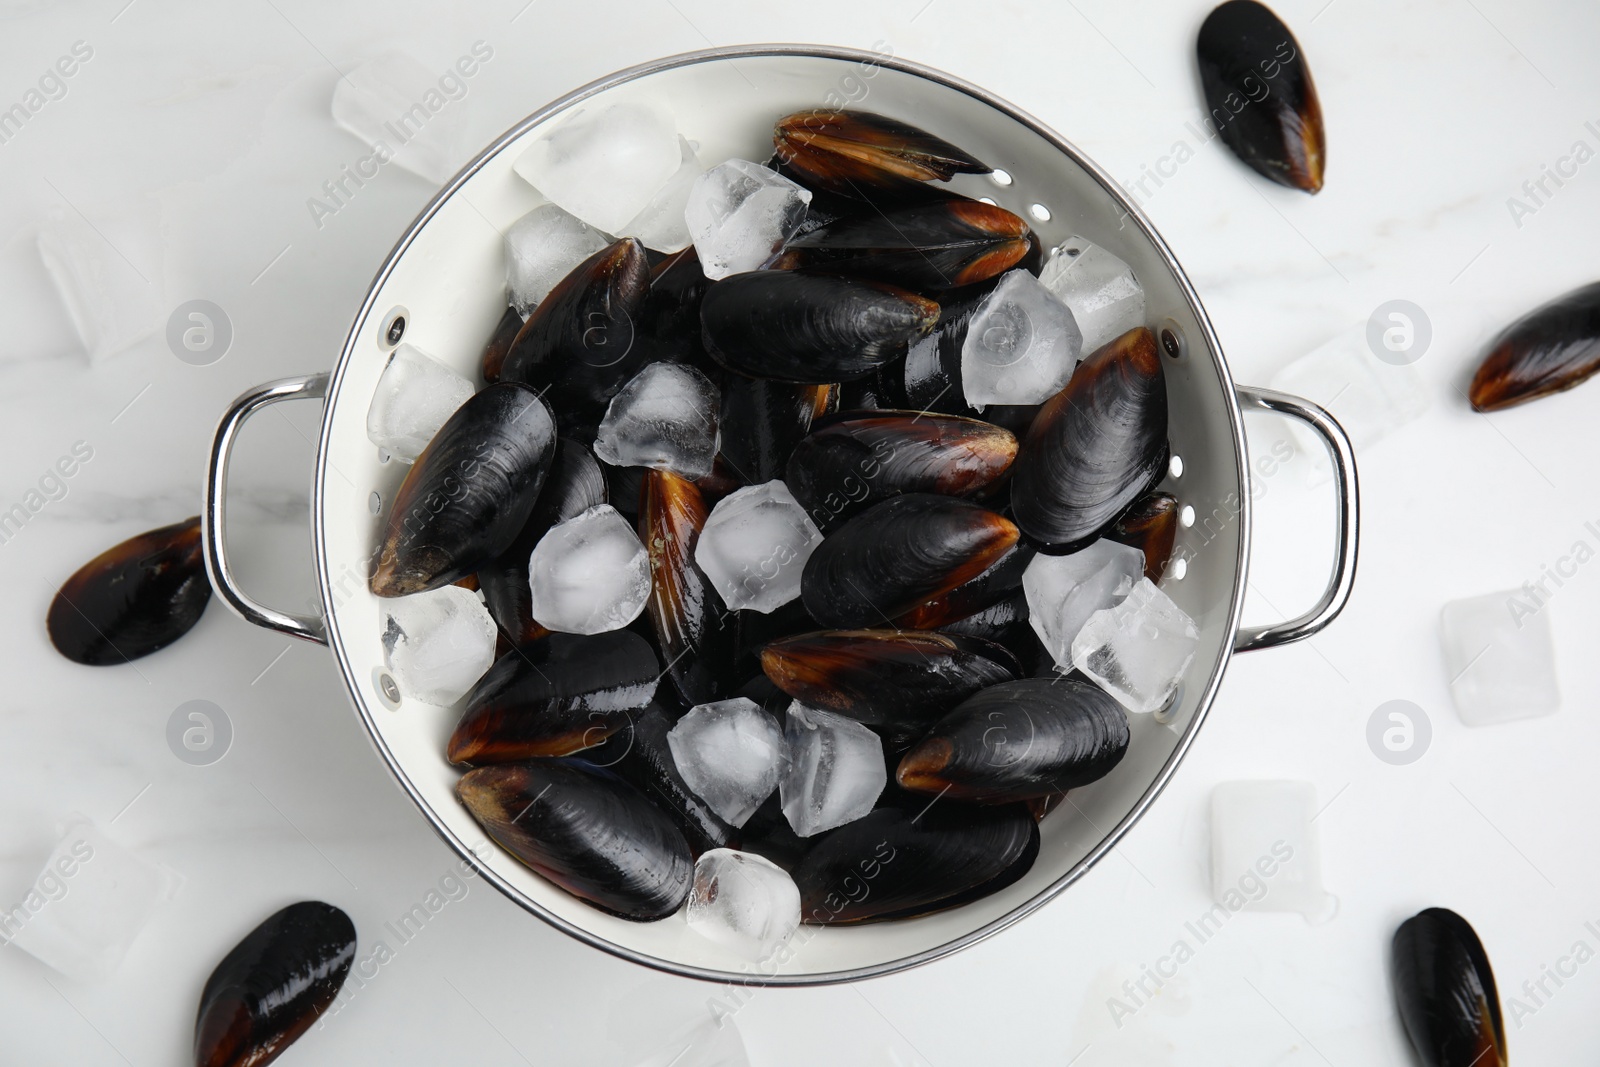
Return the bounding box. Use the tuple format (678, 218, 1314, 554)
(897, 676, 1130, 803)
(773, 109, 989, 194)
(732, 598, 821, 681)
(1392, 908, 1506, 1067)
(602, 459, 647, 519)
(48, 517, 210, 666)
(902, 281, 994, 414)
(371, 383, 557, 597)
(775, 200, 1031, 292)
(1107, 491, 1179, 583)
(1011, 328, 1169, 552)
(718, 376, 834, 484)
(1470, 280, 1600, 411)
(701, 271, 939, 384)
(944, 592, 1049, 676)
(194, 901, 355, 1067)
(786, 410, 1017, 533)
(736, 790, 813, 872)
(480, 305, 524, 383)
(457, 760, 692, 921)
(631, 245, 716, 372)
(1197, 0, 1325, 193)
(801, 494, 1019, 628)
(893, 541, 1035, 629)
(448, 631, 659, 765)
(835, 364, 906, 411)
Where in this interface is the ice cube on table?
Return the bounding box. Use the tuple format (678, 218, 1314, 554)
(528, 503, 651, 635)
(617, 136, 703, 253)
(1211, 781, 1336, 921)
(512, 102, 682, 233)
(1038, 236, 1145, 354)
(960, 269, 1083, 409)
(1024, 540, 1147, 672)
(694, 481, 823, 613)
(331, 52, 463, 184)
(37, 205, 162, 363)
(504, 203, 610, 315)
(365, 343, 475, 462)
(381, 585, 497, 705)
(5, 816, 181, 981)
(685, 159, 812, 280)
(1439, 590, 1560, 726)
(1071, 578, 1199, 714)
(666, 698, 785, 827)
(780, 703, 886, 837)
(631, 1012, 750, 1067)
(593, 362, 720, 479)
(686, 848, 801, 961)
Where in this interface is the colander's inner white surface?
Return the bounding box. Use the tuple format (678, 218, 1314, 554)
(317, 51, 1245, 980)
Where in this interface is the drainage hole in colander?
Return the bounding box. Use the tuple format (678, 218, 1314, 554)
(1169, 454, 1184, 478)
(1170, 557, 1188, 580)
(1180, 504, 1195, 527)
(1029, 202, 1052, 222)
(990, 168, 1013, 187)
(369, 492, 382, 515)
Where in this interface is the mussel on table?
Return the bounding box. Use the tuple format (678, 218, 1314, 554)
(1391, 907, 1506, 1067)
(48, 517, 211, 666)
(194, 901, 356, 1067)
(1469, 280, 1600, 411)
(479, 305, 525, 383)
(1107, 491, 1180, 583)
(891, 541, 1035, 630)
(717, 375, 834, 485)
(773, 109, 990, 196)
(457, 760, 692, 921)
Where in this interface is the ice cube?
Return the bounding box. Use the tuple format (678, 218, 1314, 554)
(512, 102, 682, 233)
(1439, 590, 1560, 726)
(365, 343, 476, 462)
(1024, 540, 1147, 672)
(685, 159, 812, 280)
(380, 585, 497, 705)
(528, 504, 651, 635)
(686, 848, 801, 961)
(666, 698, 785, 827)
(1071, 578, 1199, 714)
(1210, 781, 1336, 921)
(780, 703, 885, 837)
(694, 481, 823, 613)
(960, 269, 1083, 409)
(331, 52, 463, 184)
(1038, 236, 1145, 353)
(37, 204, 163, 363)
(632, 1012, 750, 1067)
(4, 816, 181, 981)
(617, 136, 703, 253)
(593, 362, 720, 479)
(504, 203, 610, 315)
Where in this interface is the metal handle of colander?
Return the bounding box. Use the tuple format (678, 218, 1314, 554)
(203, 373, 330, 646)
(1231, 385, 1360, 653)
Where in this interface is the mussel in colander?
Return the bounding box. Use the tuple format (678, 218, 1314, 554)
(773, 109, 990, 196)
(891, 541, 1035, 629)
(717, 376, 834, 484)
(630, 244, 716, 372)
(479, 305, 524, 383)
(1391, 907, 1506, 1067)
(1469, 280, 1600, 412)
(1107, 491, 1179, 583)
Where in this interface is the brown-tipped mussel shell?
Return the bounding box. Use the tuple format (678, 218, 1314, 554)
(892, 541, 1035, 629)
(631, 245, 716, 373)
(785, 411, 1017, 533)
(773, 109, 990, 195)
(479, 305, 524, 383)
(447, 630, 658, 765)
(1392, 908, 1506, 1067)
(700, 271, 939, 383)
(48, 517, 211, 666)
(457, 760, 692, 921)
(1469, 280, 1600, 411)
(1011, 328, 1169, 552)
(371, 383, 557, 597)
(1197, 1, 1325, 193)
(194, 901, 355, 1067)
(718, 376, 833, 484)
(801, 494, 1019, 628)
(897, 676, 1130, 803)
(1107, 491, 1179, 583)
(942, 592, 1048, 675)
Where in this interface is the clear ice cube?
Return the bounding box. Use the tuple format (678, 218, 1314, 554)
(960, 269, 1083, 409)
(512, 102, 682, 234)
(365, 342, 475, 463)
(780, 703, 885, 838)
(694, 481, 824, 613)
(631, 1012, 750, 1067)
(1024, 540, 1147, 672)
(331, 52, 463, 184)
(1210, 781, 1336, 921)
(686, 848, 801, 961)
(1071, 578, 1199, 714)
(617, 136, 703, 253)
(684, 159, 812, 280)
(1037, 236, 1145, 354)
(666, 698, 785, 827)
(504, 203, 610, 315)
(592, 362, 721, 479)
(37, 204, 163, 363)
(528, 503, 651, 635)
(1439, 589, 1560, 726)
(380, 585, 497, 706)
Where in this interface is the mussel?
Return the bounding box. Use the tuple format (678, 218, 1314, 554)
(479, 305, 524, 383)
(194, 901, 355, 1067)
(902, 281, 996, 414)
(1469, 280, 1600, 411)
(943, 593, 1049, 676)
(801, 494, 1019, 628)
(1197, 0, 1325, 193)
(1011, 327, 1169, 551)
(700, 271, 939, 383)
(1391, 907, 1506, 1067)
(1107, 491, 1179, 583)
(48, 517, 211, 666)
(717, 376, 833, 484)
(631, 244, 716, 372)
(773, 109, 990, 196)
(457, 760, 692, 921)
(891, 541, 1035, 629)
(447, 630, 659, 765)
(897, 676, 1130, 803)
(370, 382, 557, 597)
(835, 365, 906, 412)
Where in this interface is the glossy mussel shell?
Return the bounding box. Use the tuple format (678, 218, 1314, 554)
(457, 760, 693, 921)
(1392, 907, 1506, 1067)
(1107, 491, 1179, 583)
(1011, 327, 1169, 551)
(897, 676, 1130, 803)
(194, 901, 355, 1067)
(479, 305, 524, 383)
(1469, 280, 1600, 411)
(775, 200, 1031, 292)
(892, 541, 1035, 630)
(48, 516, 210, 665)
(718, 376, 833, 484)
(774, 109, 990, 194)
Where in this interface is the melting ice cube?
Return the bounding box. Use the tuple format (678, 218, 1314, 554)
(593, 362, 720, 480)
(630, 1011, 750, 1067)
(1210, 780, 1336, 921)
(694, 481, 823, 613)
(528, 503, 651, 635)
(37, 204, 163, 363)
(617, 136, 704, 253)
(686, 848, 801, 961)
(960, 269, 1082, 409)
(1071, 578, 1199, 714)
(504, 203, 610, 315)
(780, 702, 885, 838)
(1024, 540, 1146, 672)
(512, 101, 682, 233)
(381, 584, 498, 706)
(684, 159, 812, 280)
(666, 698, 785, 827)
(365, 343, 475, 462)
(1038, 236, 1145, 354)
(331, 52, 464, 184)
(1439, 589, 1560, 726)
